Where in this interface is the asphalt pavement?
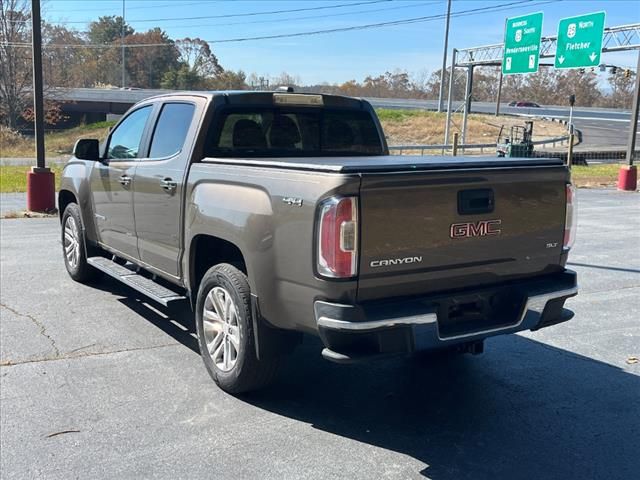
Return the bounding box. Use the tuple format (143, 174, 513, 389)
(1, 189, 639, 480)
(0, 194, 30, 217)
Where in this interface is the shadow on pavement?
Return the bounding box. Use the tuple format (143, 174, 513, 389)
(248, 336, 639, 480)
(567, 262, 640, 274)
(90, 275, 199, 354)
(92, 276, 639, 480)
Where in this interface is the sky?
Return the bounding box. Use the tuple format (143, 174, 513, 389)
(41, 0, 640, 85)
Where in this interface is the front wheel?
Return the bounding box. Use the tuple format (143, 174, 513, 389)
(195, 264, 280, 394)
(62, 203, 99, 283)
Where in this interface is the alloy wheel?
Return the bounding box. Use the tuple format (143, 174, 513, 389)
(64, 216, 80, 269)
(202, 286, 241, 372)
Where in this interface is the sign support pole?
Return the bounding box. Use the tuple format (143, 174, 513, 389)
(618, 51, 639, 191)
(495, 69, 503, 116)
(444, 48, 457, 146)
(568, 105, 574, 132)
(26, 0, 55, 213)
(121, 0, 126, 88)
(31, 0, 44, 170)
(461, 65, 473, 146)
(437, 0, 452, 113)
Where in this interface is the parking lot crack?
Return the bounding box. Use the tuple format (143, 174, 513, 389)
(0, 303, 60, 358)
(0, 342, 181, 367)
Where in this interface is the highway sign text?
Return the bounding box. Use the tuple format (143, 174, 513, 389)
(502, 12, 544, 75)
(555, 12, 606, 69)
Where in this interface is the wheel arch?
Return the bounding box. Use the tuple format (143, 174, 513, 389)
(189, 236, 301, 361)
(58, 161, 98, 244)
(58, 189, 77, 222)
(188, 234, 248, 299)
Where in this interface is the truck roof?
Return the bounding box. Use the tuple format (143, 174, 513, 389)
(144, 90, 367, 109)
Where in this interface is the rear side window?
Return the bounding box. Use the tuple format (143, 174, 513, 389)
(107, 106, 152, 159)
(207, 108, 383, 157)
(148, 103, 195, 159)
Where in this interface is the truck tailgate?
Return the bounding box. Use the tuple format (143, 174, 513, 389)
(357, 164, 569, 302)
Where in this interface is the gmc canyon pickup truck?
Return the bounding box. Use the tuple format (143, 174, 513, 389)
(60, 91, 578, 393)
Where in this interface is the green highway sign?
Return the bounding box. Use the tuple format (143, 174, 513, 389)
(502, 12, 544, 75)
(555, 12, 606, 69)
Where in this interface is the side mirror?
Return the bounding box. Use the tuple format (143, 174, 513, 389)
(73, 138, 100, 161)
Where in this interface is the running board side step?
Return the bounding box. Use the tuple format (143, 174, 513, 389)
(87, 256, 187, 307)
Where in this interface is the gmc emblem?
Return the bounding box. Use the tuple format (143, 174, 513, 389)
(450, 219, 502, 238)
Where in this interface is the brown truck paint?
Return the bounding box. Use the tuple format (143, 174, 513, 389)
(59, 91, 577, 369)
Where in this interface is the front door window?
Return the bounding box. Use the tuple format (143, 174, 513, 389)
(107, 106, 152, 160)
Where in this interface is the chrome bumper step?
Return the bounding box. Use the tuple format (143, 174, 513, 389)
(88, 256, 187, 307)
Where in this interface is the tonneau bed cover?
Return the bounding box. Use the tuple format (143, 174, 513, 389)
(201, 155, 565, 173)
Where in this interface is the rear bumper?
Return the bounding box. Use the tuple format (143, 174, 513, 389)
(314, 270, 577, 363)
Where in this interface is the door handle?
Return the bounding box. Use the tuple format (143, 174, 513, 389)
(119, 175, 132, 187)
(160, 178, 177, 193)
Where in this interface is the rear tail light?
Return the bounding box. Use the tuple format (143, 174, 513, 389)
(563, 183, 577, 251)
(317, 196, 358, 278)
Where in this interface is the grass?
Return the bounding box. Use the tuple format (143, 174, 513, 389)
(0, 121, 115, 158)
(571, 164, 621, 188)
(375, 109, 439, 122)
(0, 165, 64, 193)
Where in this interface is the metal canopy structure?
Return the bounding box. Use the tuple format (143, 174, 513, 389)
(445, 23, 640, 146)
(455, 23, 640, 67)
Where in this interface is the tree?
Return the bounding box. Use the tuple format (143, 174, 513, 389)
(175, 38, 222, 79)
(42, 23, 87, 87)
(272, 71, 300, 87)
(0, 0, 31, 128)
(606, 71, 635, 109)
(555, 69, 603, 107)
(470, 67, 501, 102)
(87, 15, 133, 45)
(522, 68, 560, 104)
(501, 73, 528, 103)
(207, 70, 248, 90)
(161, 65, 201, 90)
(162, 38, 226, 90)
(124, 28, 179, 88)
(337, 80, 360, 96)
(86, 16, 135, 87)
(425, 68, 465, 102)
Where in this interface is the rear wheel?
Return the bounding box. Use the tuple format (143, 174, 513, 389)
(195, 264, 280, 394)
(62, 203, 99, 283)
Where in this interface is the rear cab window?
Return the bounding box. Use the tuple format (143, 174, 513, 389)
(148, 102, 196, 159)
(206, 107, 383, 157)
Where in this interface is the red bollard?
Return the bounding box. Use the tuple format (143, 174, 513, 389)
(26, 167, 55, 212)
(617, 165, 637, 192)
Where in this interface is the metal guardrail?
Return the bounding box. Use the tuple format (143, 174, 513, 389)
(388, 135, 571, 155)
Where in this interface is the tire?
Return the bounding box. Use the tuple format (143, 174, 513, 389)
(195, 263, 280, 394)
(61, 203, 99, 283)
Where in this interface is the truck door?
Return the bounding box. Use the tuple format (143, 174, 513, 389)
(133, 101, 198, 277)
(90, 105, 153, 260)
